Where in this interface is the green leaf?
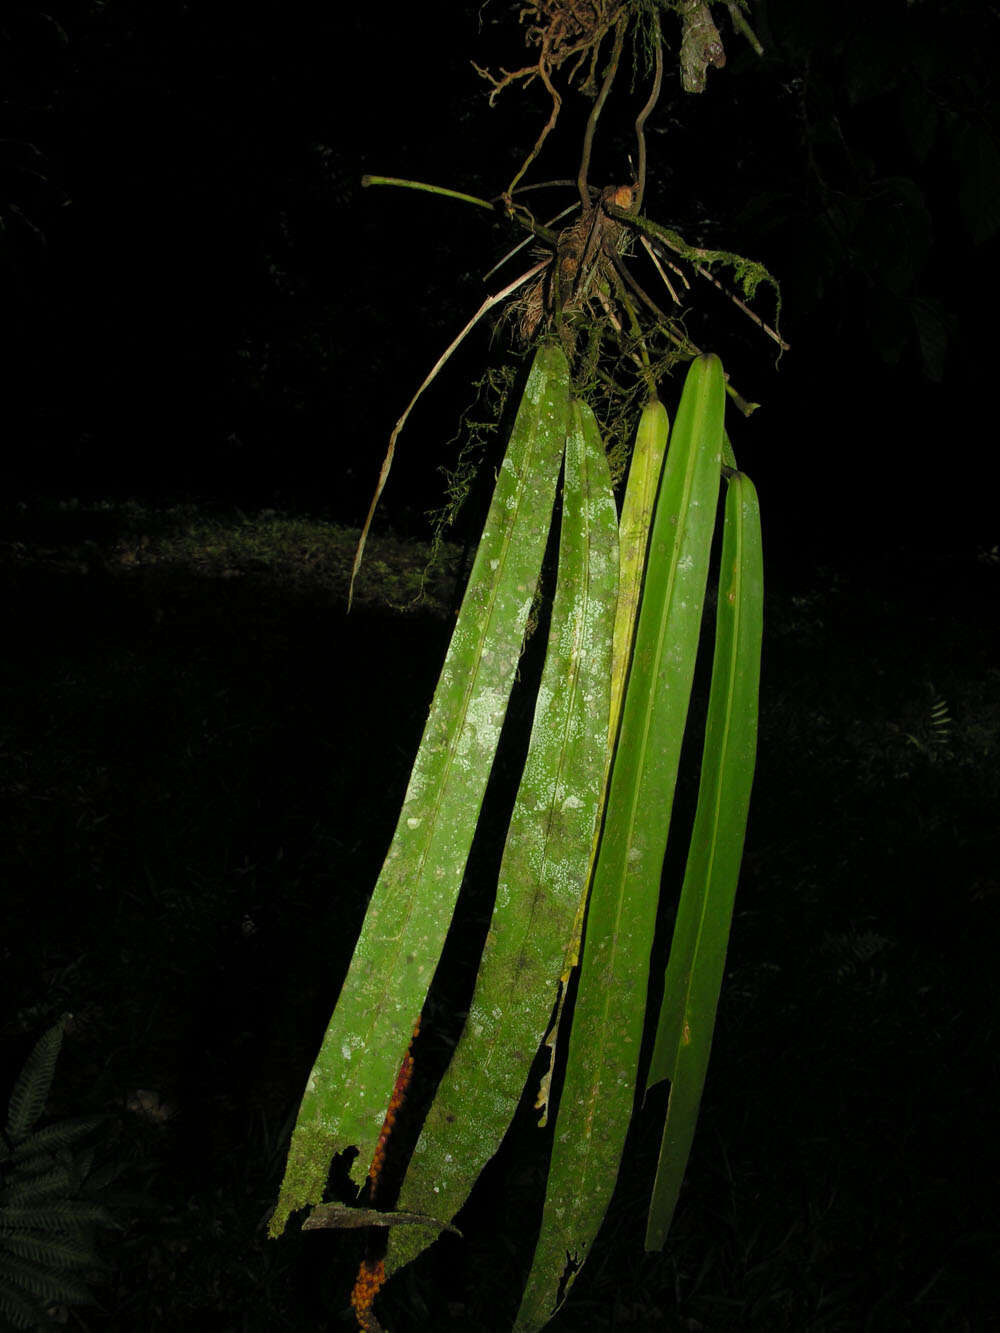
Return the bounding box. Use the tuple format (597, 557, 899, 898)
(0, 1256, 96, 1307)
(0, 1165, 75, 1205)
(5, 1019, 66, 1143)
(543, 396, 671, 1068)
(384, 396, 618, 1279)
(270, 344, 570, 1235)
(0, 1233, 105, 1271)
(0, 1202, 114, 1230)
(854, 177, 930, 299)
(514, 354, 725, 1331)
(609, 398, 669, 764)
(4, 1117, 106, 1168)
(909, 296, 953, 383)
(0, 1281, 46, 1330)
(955, 121, 1000, 246)
(644, 469, 763, 1251)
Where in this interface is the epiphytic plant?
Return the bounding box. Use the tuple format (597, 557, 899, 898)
(271, 4, 774, 1329)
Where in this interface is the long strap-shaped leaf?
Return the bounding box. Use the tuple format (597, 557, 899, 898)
(644, 468, 763, 1250)
(609, 398, 670, 755)
(269, 344, 570, 1236)
(514, 354, 725, 1331)
(383, 397, 619, 1279)
(535, 395, 670, 1126)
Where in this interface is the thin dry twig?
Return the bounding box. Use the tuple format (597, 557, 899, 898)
(604, 200, 788, 350)
(483, 202, 580, 282)
(640, 234, 682, 305)
(685, 254, 789, 349)
(348, 260, 548, 610)
(610, 249, 699, 351)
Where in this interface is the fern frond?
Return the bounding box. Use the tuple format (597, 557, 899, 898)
(0, 1279, 44, 1329)
(72, 1149, 94, 1186)
(80, 1160, 120, 1193)
(0, 1232, 104, 1272)
(928, 692, 952, 746)
(0, 1023, 117, 1329)
(0, 1165, 75, 1205)
(5, 1019, 67, 1142)
(903, 687, 954, 758)
(0, 1254, 96, 1306)
(4, 1118, 106, 1168)
(0, 1202, 114, 1232)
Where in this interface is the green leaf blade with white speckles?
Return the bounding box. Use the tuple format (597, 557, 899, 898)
(383, 396, 619, 1280)
(536, 394, 672, 1135)
(514, 353, 725, 1332)
(644, 468, 762, 1252)
(610, 397, 670, 762)
(270, 343, 570, 1237)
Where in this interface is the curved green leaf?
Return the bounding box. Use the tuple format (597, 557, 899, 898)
(644, 468, 763, 1251)
(270, 344, 570, 1235)
(537, 395, 671, 1122)
(609, 397, 670, 755)
(515, 354, 725, 1331)
(5, 1117, 106, 1167)
(5, 1018, 66, 1143)
(384, 396, 618, 1279)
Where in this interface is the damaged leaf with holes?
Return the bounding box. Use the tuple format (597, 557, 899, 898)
(269, 342, 569, 1237)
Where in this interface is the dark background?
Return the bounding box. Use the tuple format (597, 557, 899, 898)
(3, 0, 998, 560)
(2, 2, 998, 1330)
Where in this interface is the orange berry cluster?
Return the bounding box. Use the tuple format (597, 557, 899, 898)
(367, 1017, 421, 1192)
(350, 1257, 387, 1333)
